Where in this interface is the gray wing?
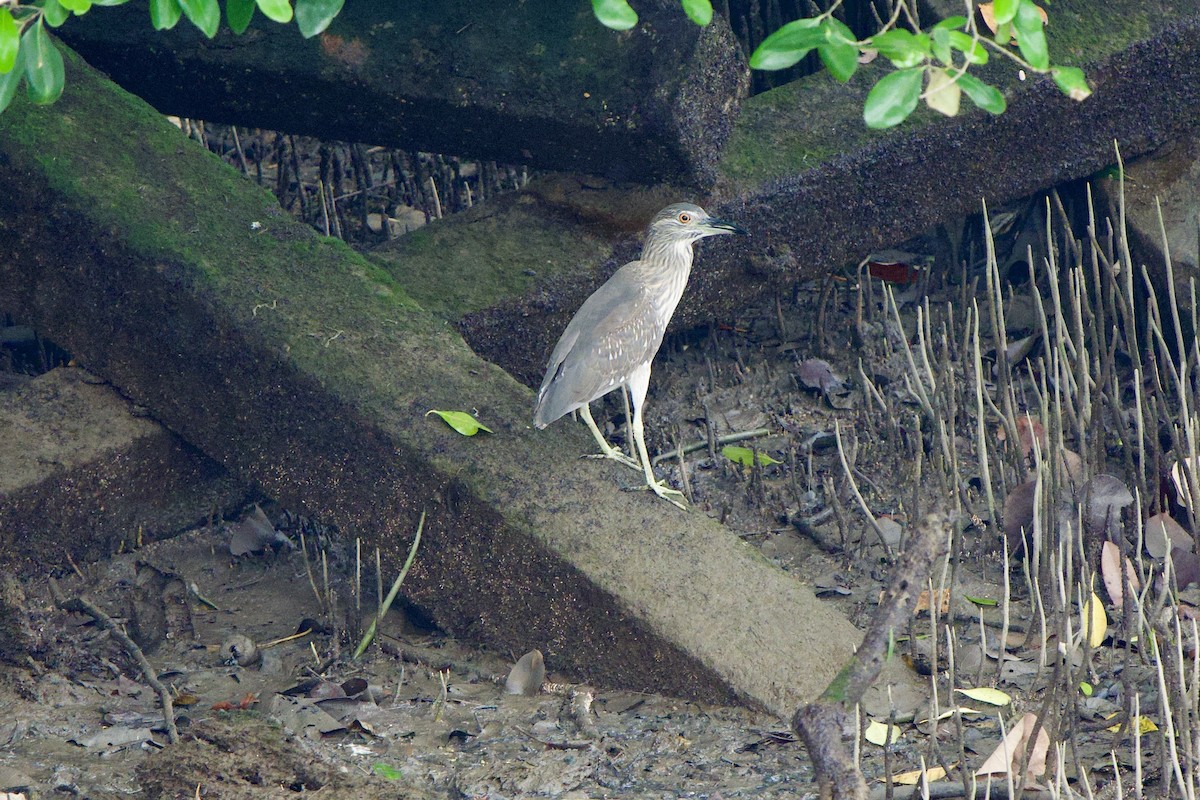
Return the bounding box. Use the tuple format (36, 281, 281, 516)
(534, 264, 665, 427)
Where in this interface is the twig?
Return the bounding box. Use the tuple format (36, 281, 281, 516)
(48, 577, 180, 745)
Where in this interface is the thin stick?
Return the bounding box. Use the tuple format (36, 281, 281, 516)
(49, 578, 180, 745)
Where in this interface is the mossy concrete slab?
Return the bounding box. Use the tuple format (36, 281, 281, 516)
(0, 49, 870, 716)
(55, 0, 748, 187)
(419, 3, 1200, 382)
(0, 368, 252, 573)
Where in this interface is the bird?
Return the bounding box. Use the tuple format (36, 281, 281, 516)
(533, 202, 747, 509)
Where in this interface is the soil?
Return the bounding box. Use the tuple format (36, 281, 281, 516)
(0, 186, 1166, 799)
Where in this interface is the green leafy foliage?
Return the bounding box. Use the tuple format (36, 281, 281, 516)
(0, 9, 19, 73)
(426, 409, 493, 436)
(226, 0, 255, 34)
(591, 0, 637, 31)
(958, 72, 1006, 114)
(294, 0, 343, 37)
(0, 46, 24, 114)
(680, 0, 712, 27)
(22, 19, 63, 104)
(255, 0, 291, 24)
(1051, 65, 1091, 101)
(149, 0, 183, 30)
(1011, 0, 1048, 70)
(749, 0, 1085, 129)
(177, 0, 220, 38)
(41, 0, 70, 27)
(818, 18, 858, 82)
(863, 66, 921, 129)
(0, 0, 344, 116)
(749, 18, 824, 71)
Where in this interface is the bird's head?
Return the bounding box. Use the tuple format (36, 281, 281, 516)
(649, 202, 747, 242)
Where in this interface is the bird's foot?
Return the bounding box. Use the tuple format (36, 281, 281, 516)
(582, 448, 642, 471)
(625, 480, 687, 511)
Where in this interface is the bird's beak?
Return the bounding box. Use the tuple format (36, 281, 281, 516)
(704, 217, 748, 236)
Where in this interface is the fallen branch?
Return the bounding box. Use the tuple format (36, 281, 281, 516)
(48, 576, 180, 745)
(794, 512, 950, 800)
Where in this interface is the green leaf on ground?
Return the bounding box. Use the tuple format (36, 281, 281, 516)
(373, 763, 403, 780)
(592, 0, 637, 30)
(722, 446, 782, 467)
(749, 17, 823, 71)
(294, 0, 343, 37)
(863, 67, 922, 129)
(22, 20, 64, 104)
(680, 0, 712, 26)
(964, 595, 999, 606)
(426, 409, 493, 436)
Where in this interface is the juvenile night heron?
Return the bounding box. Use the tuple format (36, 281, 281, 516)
(533, 202, 746, 509)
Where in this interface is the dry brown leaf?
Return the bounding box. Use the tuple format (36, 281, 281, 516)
(975, 712, 1050, 787)
(1145, 512, 1192, 560)
(1101, 541, 1140, 609)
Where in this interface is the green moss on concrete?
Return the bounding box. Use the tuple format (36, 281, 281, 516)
(718, 68, 892, 189)
(717, 0, 1167, 191)
(0, 46, 512, 434)
(369, 199, 611, 321)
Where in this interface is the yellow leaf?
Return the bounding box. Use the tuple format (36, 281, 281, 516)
(892, 765, 949, 785)
(954, 687, 1011, 706)
(1082, 591, 1108, 648)
(925, 68, 962, 117)
(1106, 714, 1159, 734)
(865, 720, 902, 746)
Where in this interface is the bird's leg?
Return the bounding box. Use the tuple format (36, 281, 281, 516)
(628, 397, 686, 511)
(578, 405, 640, 470)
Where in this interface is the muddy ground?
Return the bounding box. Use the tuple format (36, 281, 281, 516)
(0, 184, 1166, 798)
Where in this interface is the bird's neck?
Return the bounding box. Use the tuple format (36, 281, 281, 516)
(645, 239, 696, 322)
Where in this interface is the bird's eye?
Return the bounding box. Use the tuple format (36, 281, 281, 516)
(678, 212, 691, 223)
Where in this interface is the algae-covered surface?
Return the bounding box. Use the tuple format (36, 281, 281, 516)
(717, 0, 1179, 189)
(0, 45, 868, 719)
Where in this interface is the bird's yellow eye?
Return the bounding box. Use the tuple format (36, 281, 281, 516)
(678, 212, 691, 223)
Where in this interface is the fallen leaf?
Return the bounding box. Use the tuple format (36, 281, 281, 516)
(914, 588, 950, 615)
(865, 720, 902, 746)
(1081, 591, 1108, 649)
(722, 445, 782, 467)
(795, 358, 846, 394)
(1106, 714, 1158, 734)
(975, 712, 1050, 785)
(427, 409, 493, 436)
(892, 765, 950, 784)
(955, 687, 1011, 706)
(1171, 457, 1199, 513)
(504, 649, 546, 696)
(965, 595, 999, 607)
(1145, 512, 1192, 560)
(1101, 540, 1140, 609)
